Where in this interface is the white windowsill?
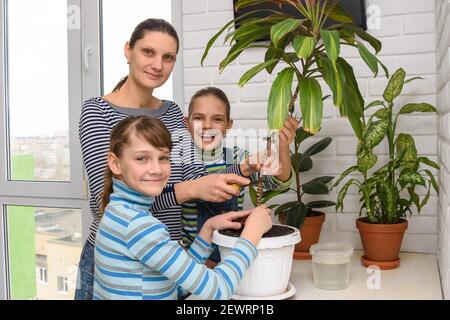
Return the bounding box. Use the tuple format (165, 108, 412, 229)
(288, 250, 442, 300)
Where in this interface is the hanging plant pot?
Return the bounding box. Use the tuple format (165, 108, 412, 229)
(212, 224, 300, 299)
(356, 218, 408, 270)
(279, 212, 325, 260)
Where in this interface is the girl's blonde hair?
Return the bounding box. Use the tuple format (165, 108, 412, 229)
(100, 116, 172, 214)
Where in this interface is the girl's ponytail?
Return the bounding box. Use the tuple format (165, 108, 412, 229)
(99, 167, 114, 216)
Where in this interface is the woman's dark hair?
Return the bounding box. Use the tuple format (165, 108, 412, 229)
(188, 87, 231, 121)
(100, 116, 173, 214)
(113, 18, 179, 92)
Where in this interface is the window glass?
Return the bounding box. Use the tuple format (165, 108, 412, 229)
(6, 206, 82, 300)
(6, 0, 70, 182)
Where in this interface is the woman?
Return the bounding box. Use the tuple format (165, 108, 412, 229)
(75, 18, 250, 300)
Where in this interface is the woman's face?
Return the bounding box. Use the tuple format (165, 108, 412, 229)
(125, 31, 177, 90)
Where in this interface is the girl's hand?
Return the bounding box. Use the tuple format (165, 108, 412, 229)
(240, 205, 273, 246)
(199, 210, 252, 243)
(206, 209, 252, 231)
(279, 117, 299, 149)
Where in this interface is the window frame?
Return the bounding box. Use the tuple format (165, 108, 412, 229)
(0, 0, 85, 199)
(0, 0, 183, 300)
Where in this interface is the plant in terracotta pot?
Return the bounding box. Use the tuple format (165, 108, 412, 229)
(249, 126, 335, 260)
(333, 68, 439, 270)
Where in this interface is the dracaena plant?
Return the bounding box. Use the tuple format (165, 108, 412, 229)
(201, 0, 387, 138)
(333, 68, 439, 224)
(249, 125, 335, 228)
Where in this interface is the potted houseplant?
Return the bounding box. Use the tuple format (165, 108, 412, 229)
(212, 225, 300, 298)
(202, 0, 386, 137)
(249, 126, 335, 260)
(333, 68, 439, 270)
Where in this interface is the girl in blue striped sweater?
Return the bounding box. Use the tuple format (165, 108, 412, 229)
(94, 115, 272, 300)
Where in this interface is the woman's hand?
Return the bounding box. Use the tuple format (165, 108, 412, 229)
(192, 174, 250, 202)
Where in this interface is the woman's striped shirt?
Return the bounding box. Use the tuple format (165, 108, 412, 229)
(79, 97, 210, 246)
(94, 178, 257, 300)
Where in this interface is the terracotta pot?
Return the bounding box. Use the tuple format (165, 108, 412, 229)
(279, 212, 325, 260)
(356, 218, 408, 270)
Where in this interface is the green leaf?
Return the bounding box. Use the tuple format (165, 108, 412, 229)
(420, 184, 431, 209)
(336, 58, 364, 140)
(268, 67, 295, 129)
(357, 151, 378, 172)
(264, 35, 293, 74)
(292, 35, 316, 59)
(363, 119, 389, 149)
(324, 3, 354, 23)
(201, 8, 273, 66)
(270, 19, 302, 48)
(383, 68, 406, 103)
(249, 183, 257, 206)
(343, 24, 382, 53)
(295, 127, 314, 144)
(365, 100, 385, 110)
(405, 76, 424, 84)
(306, 200, 336, 209)
(336, 178, 357, 212)
(235, 0, 274, 10)
(380, 181, 397, 223)
(291, 153, 313, 173)
(239, 59, 278, 87)
(286, 202, 307, 228)
(424, 169, 439, 193)
(372, 109, 389, 120)
(396, 133, 418, 170)
(318, 56, 343, 108)
(300, 77, 323, 134)
(399, 170, 426, 187)
(232, 22, 271, 42)
(375, 56, 389, 78)
(332, 165, 358, 189)
(308, 176, 334, 185)
(398, 103, 437, 115)
(408, 187, 420, 212)
(219, 28, 272, 71)
(303, 137, 332, 157)
(274, 201, 297, 217)
(302, 180, 329, 195)
(262, 187, 290, 203)
(418, 157, 440, 170)
(320, 29, 340, 64)
(357, 41, 378, 76)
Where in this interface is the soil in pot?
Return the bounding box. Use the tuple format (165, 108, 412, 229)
(219, 225, 295, 238)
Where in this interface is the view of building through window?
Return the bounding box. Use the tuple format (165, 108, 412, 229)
(7, 206, 82, 300)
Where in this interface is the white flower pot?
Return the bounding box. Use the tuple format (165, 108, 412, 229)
(212, 224, 301, 297)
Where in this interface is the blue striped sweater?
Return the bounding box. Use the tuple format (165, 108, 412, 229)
(182, 146, 293, 243)
(94, 178, 258, 300)
(79, 98, 241, 246)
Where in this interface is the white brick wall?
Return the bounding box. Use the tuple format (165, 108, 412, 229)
(436, 0, 450, 300)
(182, 0, 439, 256)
